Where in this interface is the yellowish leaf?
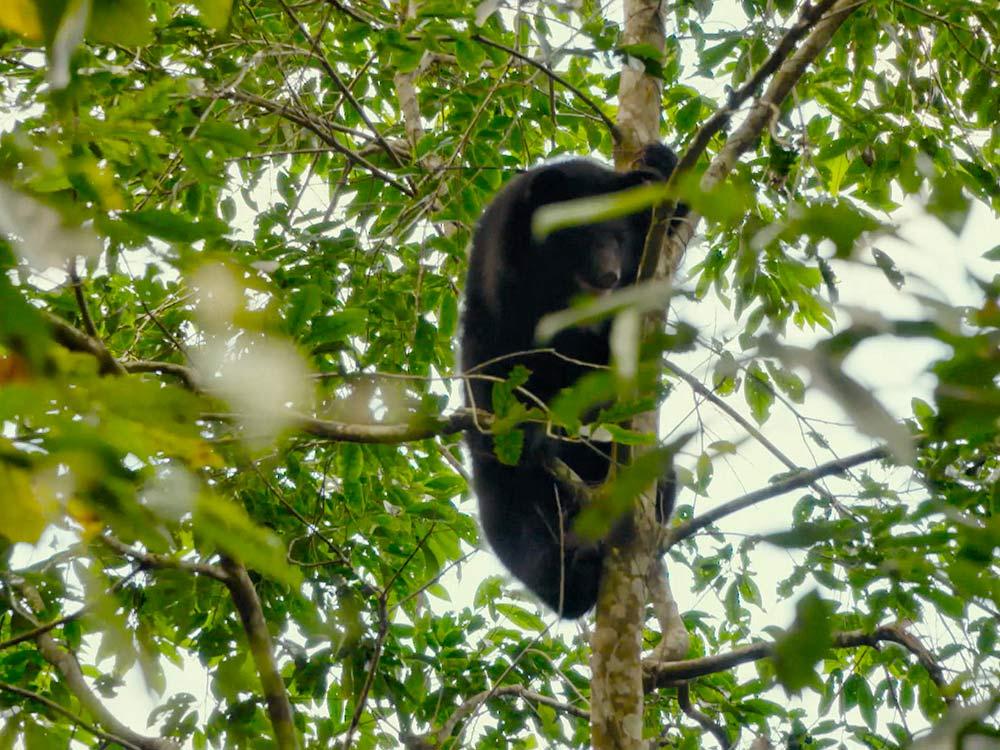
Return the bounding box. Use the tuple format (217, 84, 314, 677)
(194, 0, 233, 29)
(826, 154, 849, 196)
(0, 465, 52, 542)
(0, 0, 43, 40)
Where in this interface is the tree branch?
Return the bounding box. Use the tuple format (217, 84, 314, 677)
(220, 557, 299, 750)
(432, 684, 589, 746)
(221, 88, 413, 196)
(644, 624, 950, 693)
(673, 0, 842, 176)
(667, 0, 863, 255)
(344, 526, 434, 749)
(206, 409, 486, 443)
(668, 446, 889, 546)
(677, 683, 730, 749)
(276, 0, 404, 168)
(0, 680, 147, 750)
(8, 580, 181, 750)
(44, 311, 491, 444)
(45, 311, 125, 376)
(101, 535, 230, 581)
(664, 359, 851, 506)
(470, 34, 620, 140)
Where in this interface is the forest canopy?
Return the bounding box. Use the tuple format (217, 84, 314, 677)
(0, 0, 998, 749)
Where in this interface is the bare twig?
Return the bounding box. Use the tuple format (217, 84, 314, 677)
(222, 88, 413, 195)
(663, 359, 844, 505)
(668, 446, 889, 546)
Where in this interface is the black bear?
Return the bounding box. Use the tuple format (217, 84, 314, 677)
(460, 144, 679, 618)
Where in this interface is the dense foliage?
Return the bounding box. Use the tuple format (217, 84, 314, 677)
(0, 0, 997, 748)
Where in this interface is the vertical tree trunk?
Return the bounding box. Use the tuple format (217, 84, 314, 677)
(589, 3, 673, 749)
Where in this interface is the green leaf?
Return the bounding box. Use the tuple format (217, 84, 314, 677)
(438, 293, 458, 337)
(89, 0, 152, 45)
(198, 122, 257, 152)
(926, 172, 970, 235)
(772, 591, 832, 693)
(121, 210, 228, 242)
(762, 521, 858, 549)
(454, 37, 486, 71)
(492, 429, 524, 466)
(575, 445, 679, 539)
(532, 182, 668, 239)
(194, 493, 301, 588)
(337, 443, 364, 482)
(787, 202, 882, 258)
(494, 603, 546, 632)
(871, 248, 904, 289)
(286, 284, 322, 334)
(193, 0, 232, 29)
(744, 363, 773, 424)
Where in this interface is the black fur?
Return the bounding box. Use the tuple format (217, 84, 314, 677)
(460, 144, 679, 618)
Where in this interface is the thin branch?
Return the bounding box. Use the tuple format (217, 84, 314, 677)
(837, 626, 952, 700)
(101, 535, 230, 582)
(0, 681, 146, 750)
(673, 0, 841, 176)
(221, 557, 299, 750)
(0, 566, 143, 652)
(666, 0, 864, 258)
(277, 0, 404, 168)
(123, 359, 202, 390)
(434, 684, 589, 746)
(470, 33, 620, 140)
(344, 527, 436, 749)
(647, 559, 689, 662)
(677, 683, 730, 750)
(389, 549, 475, 615)
(67, 261, 99, 338)
(8, 580, 181, 750)
(222, 88, 413, 196)
(663, 359, 842, 504)
(44, 311, 492, 445)
(892, 0, 1000, 75)
(44, 311, 125, 376)
(644, 624, 950, 693)
(134, 295, 192, 360)
(669, 446, 889, 546)
(205, 409, 488, 443)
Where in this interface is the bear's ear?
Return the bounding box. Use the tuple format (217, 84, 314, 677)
(637, 143, 678, 180)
